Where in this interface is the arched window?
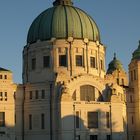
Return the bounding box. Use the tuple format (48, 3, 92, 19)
(80, 85, 95, 101)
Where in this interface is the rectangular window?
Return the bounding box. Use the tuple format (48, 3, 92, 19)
(41, 113, 45, 129)
(29, 91, 32, 99)
(131, 71, 133, 81)
(132, 136, 135, 140)
(132, 116, 134, 124)
(0, 131, 5, 134)
(0, 112, 5, 127)
(43, 56, 50, 68)
(117, 78, 119, 85)
(90, 57, 96, 68)
(76, 111, 80, 128)
(35, 90, 39, 99)
(76, 135, 80, 140)
(76, 55, 83, 66)
(5, 92, 7, 97)
(80, 85, 95, 101)
(106, 112, 110, 128)
(5, 92, 7, 101)
(100, 59, 103, 70)
(15, 114, 16, 124)
(90, 135, 98, 140)
(4, 75, 7, 79)
(134, 70, 136, 80)
(29, 114, 32, 130)
(41, 90, 45, 99)
(31, 58, 36, 70)
(0, 92, 3, 101)
(59, 55, 67, 66)
(107, 135, 111, 140)
(0, 75, 2, 79)
(88, 112, 98, 128)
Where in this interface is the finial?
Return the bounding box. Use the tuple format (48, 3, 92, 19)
(113, 53, 116, 60)
(53, 0, 73, 6)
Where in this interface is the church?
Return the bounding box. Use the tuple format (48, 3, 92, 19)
(0, 0, 140, 140)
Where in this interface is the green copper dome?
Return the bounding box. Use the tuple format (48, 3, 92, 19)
(132, 41, 140, 60)
(27, 0, 100, 44)
(107, 53, 124, 74)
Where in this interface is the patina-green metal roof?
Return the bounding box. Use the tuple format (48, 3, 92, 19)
(132, 41, 140, 60)
(107, 53, 124, 74)
(27, 0, 100, 44)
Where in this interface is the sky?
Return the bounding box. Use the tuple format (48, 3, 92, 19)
(0, 0, 140, 83)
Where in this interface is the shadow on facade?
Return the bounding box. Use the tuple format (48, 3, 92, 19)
(0, 126, 15, 140)
(60, 111, 127, 140)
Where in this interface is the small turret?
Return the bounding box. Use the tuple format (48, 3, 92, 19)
(107, 53, 124, 74)
(132, 41, 140, 60)
(106, 53, 128, 86)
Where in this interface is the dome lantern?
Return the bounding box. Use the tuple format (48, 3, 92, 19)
(53, 0, 73, 6)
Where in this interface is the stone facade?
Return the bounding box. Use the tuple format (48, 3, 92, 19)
(0, 69, 17, 140)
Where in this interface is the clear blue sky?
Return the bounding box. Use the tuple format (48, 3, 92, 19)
(0, 0, 140, 83)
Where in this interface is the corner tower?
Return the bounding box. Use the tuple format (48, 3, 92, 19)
(127, 41, 140, 140)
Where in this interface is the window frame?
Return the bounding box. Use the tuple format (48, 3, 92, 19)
(41, 113, 45, 129)
(0, 112, 5, 127)
(90, 57, 96, 68)
(76, 55, 83, 67)
(29, 91, 32, 100)
(31, 58, 36, 70)
(80, 85, 95, 101)
(76, 111, 80, 129)
(87, 112, 98, 128)
(35, 90, 39, 99)
(41, 90, 45, 99)
(43, 56, 50, 68)
(59, 55, 67, 67)
(29, 114, 32, 130)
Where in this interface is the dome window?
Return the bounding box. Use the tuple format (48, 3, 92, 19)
(31, 58, 36, 70)
(76, 55, 83, 67)
(4, 75, 7, 79)
(0, 75, 2, 79)
(100, 59, 104, 70)
(43, 56, 50, 68)
(90, 57, 96, 68)
(59, 55, 67, 67)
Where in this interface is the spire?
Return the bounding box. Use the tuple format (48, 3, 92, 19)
(113, 52, 116, 60)
(53, 0, 73, 6)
